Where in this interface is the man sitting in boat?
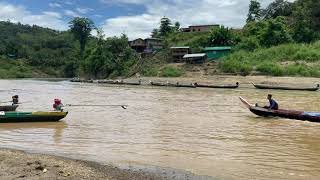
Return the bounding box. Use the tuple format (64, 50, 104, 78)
(12, 95, 19, 105)
(53, 99, 64, 111)
(264, 94, 278, 110)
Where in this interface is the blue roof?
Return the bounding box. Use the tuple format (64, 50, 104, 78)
(205, 47, 231, 51)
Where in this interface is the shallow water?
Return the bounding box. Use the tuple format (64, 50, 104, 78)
(0, 78, 320, 180)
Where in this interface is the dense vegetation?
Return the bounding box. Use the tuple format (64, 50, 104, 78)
(220, 41, 320, 76)
(0, 20, 137, 79)
(219, 0, 320, 76)
(0, 0, 319, 78)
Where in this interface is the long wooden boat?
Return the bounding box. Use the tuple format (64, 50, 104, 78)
(239, 97, 320, 122)
(97, 80, 141, 86)
(252, 83, 320, 91)
(0, 105, 18, 111)
(195, 82, 239, 89)
(70, 78, 93, 83)
(0, 111, 68, 123)
(150, 82, 196, 88)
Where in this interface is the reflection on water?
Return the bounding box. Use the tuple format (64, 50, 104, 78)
(0, 78, 320, 180)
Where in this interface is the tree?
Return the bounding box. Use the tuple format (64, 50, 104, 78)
(260, 17, 292, 47)
(174, 22, 181, 32)
(290, 0, 320, 42)
(247, 0, 262, 23)
(69, 17, 95, 56)
(159, 17, 173, 37)
(82, 30, 114, 78)
(262, 0, 293, 19)
(151, 28, 159, 38)
(208, 26, 236, 46)
(291, 5, 315, 43)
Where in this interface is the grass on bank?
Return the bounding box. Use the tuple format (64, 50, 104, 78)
(0, 56, 63, 78)
(219, 41, 320, 77)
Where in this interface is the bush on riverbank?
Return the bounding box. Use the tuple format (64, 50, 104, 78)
(219, 41, 320, 77)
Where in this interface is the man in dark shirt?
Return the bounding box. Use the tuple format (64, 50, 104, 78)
(12, 95, 19, 105)
(266, 94, 278, 110)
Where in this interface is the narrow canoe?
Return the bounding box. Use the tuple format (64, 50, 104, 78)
(70, 78, 93, 83)
(195, 82, 239, 89)
(0, 105, 18, 111)
(239, 97, 320, 123)
(97, 80, 141, 86)
(252, 83, 320, 91)
(0, 111, 68, 123)
(150, 82, 196, 88)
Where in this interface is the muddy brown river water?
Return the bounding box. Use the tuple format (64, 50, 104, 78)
(0, 77, 320, 180)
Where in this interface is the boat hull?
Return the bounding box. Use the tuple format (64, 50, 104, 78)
(0, 105, 18, 111)
(195, 83, 239, 89)
(239, 97, 320, 123)
(252, 83, 319, 91)
(150, 82, 196, 88)
(97, 80, 141, 85)
(0, 111, 68, 123)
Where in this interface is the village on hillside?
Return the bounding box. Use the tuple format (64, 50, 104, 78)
(129, 24, 231, 64)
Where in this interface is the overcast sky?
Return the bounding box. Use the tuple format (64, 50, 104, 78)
(0, 0, 295, 39)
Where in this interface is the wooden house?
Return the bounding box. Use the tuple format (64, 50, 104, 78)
(145, 38, 164, 51)
(130, 38, 164, 53)
(129, 38, 146, 53)
(170, 46, 191, 62)
(180, 24, 219, 33)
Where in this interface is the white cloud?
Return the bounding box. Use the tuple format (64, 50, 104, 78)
(100, 0, 295, 40)
(49, 2, 62, 8)
(102, 14, 160, 39)
(43, 11, 62, 18)
(76, 7, 93, 14)
(64, 10, 81, 17)
(94, 14, 103, 18)
(0, 2, 67, 30)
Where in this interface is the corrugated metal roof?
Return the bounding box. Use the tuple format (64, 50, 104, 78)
(183, 53, 206, 58)
(170, 46, 190, 49)
(205, 47, 231, 51)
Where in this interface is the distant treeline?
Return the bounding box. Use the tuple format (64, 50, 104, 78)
(0, 19, 137, 79)
(0, 0, 319, 78)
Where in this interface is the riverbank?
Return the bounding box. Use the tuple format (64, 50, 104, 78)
(0, 148, 212, 180)
(0, 149, 158, 179)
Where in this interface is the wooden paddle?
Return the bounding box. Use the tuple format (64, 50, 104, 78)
(0, 101, 11, 103)
(66, 104, 128, 109)
(0, 101, 30, 104)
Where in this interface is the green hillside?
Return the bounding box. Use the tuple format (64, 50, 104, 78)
(220, 41, 320, 77)
(0, 21, 86, 78)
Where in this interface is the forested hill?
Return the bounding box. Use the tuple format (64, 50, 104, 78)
(0, 21, 82, 78)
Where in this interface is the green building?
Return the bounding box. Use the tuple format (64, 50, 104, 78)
(204, 47, 231, 60)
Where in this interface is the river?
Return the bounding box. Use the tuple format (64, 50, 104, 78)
(0, 77, 320, 180)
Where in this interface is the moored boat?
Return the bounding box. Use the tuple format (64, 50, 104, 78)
(252, 83, 320, 91)
(97, 80, 141, 85)
(0, 105, 18, 111)
(150, 81, 196, 88)
(195, 82, 239, 89)
(239, 97, 320, 122)
(0, 111, 68, 123)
